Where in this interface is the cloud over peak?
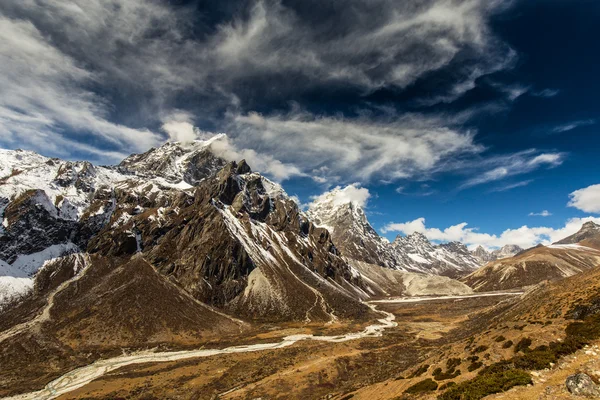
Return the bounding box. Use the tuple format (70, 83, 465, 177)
(228, 109, 483, 184)
(309, 184, 371, 209)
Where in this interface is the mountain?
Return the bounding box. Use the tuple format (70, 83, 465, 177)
(307, 192, 481, 278)
(492, 244, 524, 259)
(463, 223, 600, 292)
(0, 141, 378, 323)
(555, 221, 600, 249)
(471, 245, 494, 264)
(306, 192, 398, 269)
(392, 233, 481, 278)
(470, 244, 524, 265)
(0, 142, 477, 396)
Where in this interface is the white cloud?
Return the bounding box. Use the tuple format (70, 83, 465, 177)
(529, 210, 552, 217)
(228, 109, 482, 183)
(160, 112, 206, 143)
(488, 82, 530, 101)
(381, 216, 600, 249)
(210, 135, 305, 182)
(310, 184, 371, 209)
(0, 0, 518, 167)
(208, 0, 515, 95)
(569, 184, 600, 213)
(460, 150, 564, 189)
(489, 179, 533, 192)
(0, 14, 161, 162)
(552, 119, 596, 133)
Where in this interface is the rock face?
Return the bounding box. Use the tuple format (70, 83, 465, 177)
(0, 141, 374, 323)
(470, 244, 524, 265)
(565, 373, 600, 397)
(463, 227, 600, 292)
(392, 233, 481, 278)
(556, 221, 600, 249)
(117, 135, 227, 185)
(307, 189, 481, 278)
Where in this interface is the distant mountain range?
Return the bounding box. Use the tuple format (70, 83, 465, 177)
(470, 244, 524, 264)
(307, 188, 481, 278)
(463, 222, 600, 291)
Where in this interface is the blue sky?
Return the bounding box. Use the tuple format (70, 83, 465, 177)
(1, 0, 599, 249)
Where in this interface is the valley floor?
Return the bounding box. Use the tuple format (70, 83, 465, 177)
(3, 292, 524, 400)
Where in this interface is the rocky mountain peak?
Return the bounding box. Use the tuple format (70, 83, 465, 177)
(555, 221, 600, 245)
(582, 221, 600, 231)
(118, 134, 227, 185)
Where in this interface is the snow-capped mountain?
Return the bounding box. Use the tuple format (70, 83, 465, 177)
(555, 221, 600, 247)
(307, 190, 481, 277)
(307, 191, 398, 269)
(117, 134, 227, 186)
(392, 233, 481, 277)
(0, 137, 479, 324)
(0, 138, 232, 307)
(0, 139, 381, 322)
(470, 244, 524, 265)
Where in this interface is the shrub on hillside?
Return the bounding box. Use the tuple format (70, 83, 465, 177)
(405, 378, 438, 394)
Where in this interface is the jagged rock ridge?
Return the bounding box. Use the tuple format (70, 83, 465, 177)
(307, 189, 481, 278)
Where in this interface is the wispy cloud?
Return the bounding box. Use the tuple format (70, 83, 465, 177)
(459, 150, 564, 190)
(532, 88, 560, 98)
(552, 119, 596, 133)
(0, 15, 161, 162)
(489, 179, 533, 192)
(0, 0, 518, 169)
(228, 109, 484, 183)
(529, 210, 552, 217)
(396, 184, 437, 196)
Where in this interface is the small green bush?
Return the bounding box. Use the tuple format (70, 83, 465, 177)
(446, 358, 462, 370)
(438, 381, 456, 391)
(409, 364, 430, 378)
(495, 335, 506, 342)
(437, 369, 532, 400)
(472, 345, 489, 353)
(512, 345, 558, 370)
(514, 338, 532, 353)
(434, 369, 461, 381)
(405, 378, 438, 394)
(467, 361, 483, 372)
(501, 340, 513, 349)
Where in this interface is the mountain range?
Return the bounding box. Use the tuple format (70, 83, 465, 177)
(2, 138, 600, 399)
(2, 139, 599, 313)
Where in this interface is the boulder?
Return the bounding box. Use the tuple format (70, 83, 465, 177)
(566, 373, 600, 397)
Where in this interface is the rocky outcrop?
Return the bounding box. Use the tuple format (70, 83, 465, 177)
(87, 160, 372, 322)
(566, 373, 600, 397)
(470, 244, 524, 265)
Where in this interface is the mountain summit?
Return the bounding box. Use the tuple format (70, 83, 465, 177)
(308, 193, 481, 277)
